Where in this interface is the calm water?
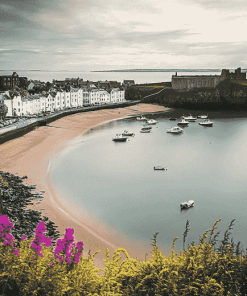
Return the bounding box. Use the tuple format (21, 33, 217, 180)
(49, 109, 247, 253)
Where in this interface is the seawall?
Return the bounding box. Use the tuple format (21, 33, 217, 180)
(0, 101, 140, 145)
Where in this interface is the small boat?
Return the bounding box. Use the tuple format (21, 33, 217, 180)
(167, 126, 184, 134)
(154, 166, 167, 170)
(140, 129, 151, 133)
(182, 115, 197, 122)
(137, 115, 147, 121)
(177, 119, 189, 126)
(198, 119, 214, 127)
(180, 200, 194, 210)
(112, 134, 128, 141)
(122, 130, 135, 136)
(197, 115, 208, 119)
(146, 119, 157, 125)
(169, 117, 177, 121)
(141, 126, 152, 130)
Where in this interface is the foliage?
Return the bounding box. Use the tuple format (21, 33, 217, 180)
(0, 171, 60, 245)
(1, 214, 247, 295)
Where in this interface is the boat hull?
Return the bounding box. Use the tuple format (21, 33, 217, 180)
(177, 122, 189, 126)
(199, 122, 213, 127)
(140, 130, 151, 133)
(112, 138, 128, 142)
(154, 166, 167, 170)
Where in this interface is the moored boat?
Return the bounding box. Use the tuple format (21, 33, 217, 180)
(169, 117, 177, 121)
(146, 119, 157, 125)
(137, 115, 147, 121)
(122, 130, 135, 136)
(198, 119, 214, 127)
(141, 126, 152, 130)
(197, 115, 208, 119)
(167, 126, 184, 134)
(177, 119, 189, 126)
(112, 134, 128, 141)
(140, 129, 151, 133)
(180, 200, 194, 209)
(154, 166, 167, 170)
(183, 115, 197, 122)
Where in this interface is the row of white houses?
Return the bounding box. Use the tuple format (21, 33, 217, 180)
(3, 87, 125, 117)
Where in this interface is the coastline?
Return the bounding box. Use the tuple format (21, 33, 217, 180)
(0, 103, 169, 268)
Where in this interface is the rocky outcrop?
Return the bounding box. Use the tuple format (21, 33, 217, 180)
(129, 79, 247, 110)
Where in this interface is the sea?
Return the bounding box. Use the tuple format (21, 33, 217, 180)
(4, 69, 247, 254)
(49, 108, 247, 255)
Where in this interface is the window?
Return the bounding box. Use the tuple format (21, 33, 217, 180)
(18, 102, 20, 106)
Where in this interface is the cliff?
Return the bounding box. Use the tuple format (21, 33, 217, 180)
(126, 79, 247, 110)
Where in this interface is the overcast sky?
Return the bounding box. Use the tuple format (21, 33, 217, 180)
(1, 0, 247, 71)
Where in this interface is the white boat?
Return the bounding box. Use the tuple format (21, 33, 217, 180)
(141, 125, 152, 130)
(137, 115, 147, 121)
(197, 115, 208, 119)
(180, 200, 194, 209)
(146, 119, 157, 125)
(154, 166, 167, 170)
(140, 129, 151, 133)
(167, 126, 184, 134)
(198, 119, 214, 127)
(177, 119, 189, 126)
(182, 115, 197, 122)
(112, 134, 128, 142)
(122, 130, 135, 136)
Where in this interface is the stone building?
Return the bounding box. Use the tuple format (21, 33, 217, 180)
(172, 67, 246, 91)
(0, 72, 20, 89)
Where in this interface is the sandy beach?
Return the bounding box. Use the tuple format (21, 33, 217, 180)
(0, 103, 169, 268)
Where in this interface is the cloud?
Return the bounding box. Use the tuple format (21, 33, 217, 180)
(1, 0, 247, 70)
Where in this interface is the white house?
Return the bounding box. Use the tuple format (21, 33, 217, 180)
(100, 89, 110, 104)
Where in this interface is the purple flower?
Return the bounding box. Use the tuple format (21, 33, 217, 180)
(13, 248, 19, 257)
(21, 235, 26, 240)
(30, 221, 52, 258)
(65, 257, 72, 264)
(77, 241, 84, 251)
(0, 216, 18, 256)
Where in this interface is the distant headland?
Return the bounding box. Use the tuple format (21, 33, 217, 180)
(91, 69, 222, 72)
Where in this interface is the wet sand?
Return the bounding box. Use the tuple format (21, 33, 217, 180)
(0, 103, 169, 267)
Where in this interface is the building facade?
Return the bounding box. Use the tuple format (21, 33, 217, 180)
(3, 86, 126, 116)
(172, 67, 246, 91)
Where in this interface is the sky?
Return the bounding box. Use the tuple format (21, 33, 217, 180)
(1, 0, 247, 71)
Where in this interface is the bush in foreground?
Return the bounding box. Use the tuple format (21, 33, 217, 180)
(0, 215, 247, 295)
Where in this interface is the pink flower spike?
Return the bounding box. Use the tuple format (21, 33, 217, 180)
(13, 248, 19, 257)
(31, 241, 38, 249)
(35, 222, 46, 235)
(49, 263, 53, 267)
(21, 235, 26, 240)
(0, 215, 14, 228)
(65, 257, 72, 264)
(44, 237, 52, 247)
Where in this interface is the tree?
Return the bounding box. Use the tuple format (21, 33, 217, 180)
(0, 104, 8, 121)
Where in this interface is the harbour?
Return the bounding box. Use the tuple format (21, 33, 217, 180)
(49, 109, 247, 254)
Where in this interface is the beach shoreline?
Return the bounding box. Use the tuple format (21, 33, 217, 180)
(0, 103, 169, 267)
